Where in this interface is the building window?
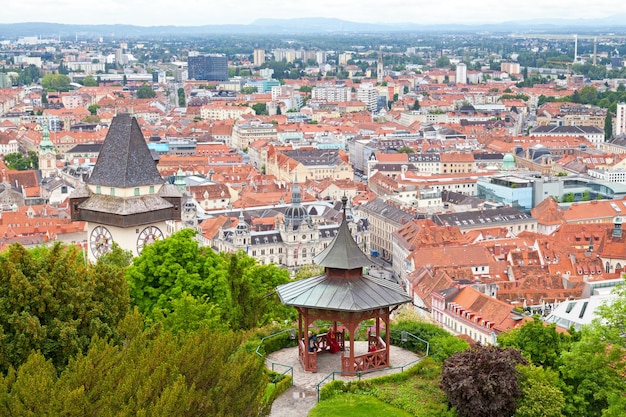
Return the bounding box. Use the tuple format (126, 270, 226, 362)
(110, 188, 115, 196)
(134, 188, 140, 196)
(96, 186, 101, 194)
(149, 185, 155, 194)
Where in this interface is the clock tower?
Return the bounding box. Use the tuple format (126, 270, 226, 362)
(70, 113, 182, 262)
(38, 120, 56, 179)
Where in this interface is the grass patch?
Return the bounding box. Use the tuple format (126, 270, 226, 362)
(309, 394, 414, 417)
(318, 358, 453, 417)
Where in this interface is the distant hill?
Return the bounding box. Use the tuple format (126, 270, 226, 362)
(1, 16, 626, 38)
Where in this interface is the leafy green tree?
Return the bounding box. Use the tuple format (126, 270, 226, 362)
(126, 229, 292, 331)
(82, 75, 98, 86)
(81, 115, 100, 123)
(41, 73, 71, 91)
(87, 104, 100, 116)
(498, 316, 571, 369)
(435, 55, 450, 68)
(412, 99, 420, 110)
(3, 151, 38, 170)
(515, 365, 565, 417)
(293, 263, 324, 280)
(136, 84, 156, 99)
(251, 103, 268, 115)
(17, 64, 40, 85)
(0, 319, 268, 417)
(440, 345, 528, 417)
(428, 335, 469, 363)
(397, 146, 415, 154)
(57, 60, 69, 75)
(299, 85, 312, 93)
(0, 243, 130, 372)
(577, 85, 597, 104)
(604, 111, 613, 141)
(240, 86, 258, 94)
(177, 87, 185, 106)
(559, 326, 624, 417)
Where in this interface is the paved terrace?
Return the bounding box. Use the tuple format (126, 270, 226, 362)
(267, 341, 421, 417)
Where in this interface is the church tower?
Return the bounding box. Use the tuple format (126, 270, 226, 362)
(279, 176, 318, 269)
(38, 120, 56, 179)
(70, 113, 182, 262)
(377, 50, 384, 85)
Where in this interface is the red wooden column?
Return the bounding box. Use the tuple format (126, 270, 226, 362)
(384, 309, 390, 366)
(342, 319, 358, 374)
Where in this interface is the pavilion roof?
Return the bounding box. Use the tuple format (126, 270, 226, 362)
(276, 274, 411, 312)
(313, 201, 371, 270)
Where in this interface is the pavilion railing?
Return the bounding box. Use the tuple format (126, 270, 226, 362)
(255, 329, 295, 386)
(315, 329, 429, 402)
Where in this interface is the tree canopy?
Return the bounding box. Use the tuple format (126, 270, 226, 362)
(3, 151, 38, 170)
(136, 84, 156, 99)
(0, 243, 130, 372)
(498, 316, 572, 370)
(82, 75, 98, 86)
(41, 74, 71, 91)
(125, 229, 293, 331)
(440, 345, 528, 417)
(0, 313, 267, 417)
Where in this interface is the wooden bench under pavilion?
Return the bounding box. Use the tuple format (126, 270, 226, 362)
(276, 196, 412, 375)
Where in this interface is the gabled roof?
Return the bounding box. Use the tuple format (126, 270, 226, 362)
(87, 113, 163, 188)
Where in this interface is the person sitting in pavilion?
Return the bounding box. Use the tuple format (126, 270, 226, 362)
(328, 331, 340, 354)
(308, 331, 319, 352)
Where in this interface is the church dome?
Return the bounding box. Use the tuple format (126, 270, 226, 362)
(502, 153, 516, 170)
(283, 177, 312, 231)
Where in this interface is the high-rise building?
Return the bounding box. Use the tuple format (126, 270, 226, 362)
(315, 51, 326, 65)
(616, 102, 626, 136)
(456, 63, 467, 84)
(187, 54, 228, 81)
(356, 83, 378, 112)
(311, 84, 351, 102)
(253, 49, 265, 66)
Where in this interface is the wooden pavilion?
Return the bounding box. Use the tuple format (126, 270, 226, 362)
(276, 196, 412, 375)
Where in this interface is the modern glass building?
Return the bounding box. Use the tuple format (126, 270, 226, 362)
(187, 54, 228, 81)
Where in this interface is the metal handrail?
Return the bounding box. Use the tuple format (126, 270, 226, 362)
(256, 328, 295, 385)
(389, 329, 430, 357)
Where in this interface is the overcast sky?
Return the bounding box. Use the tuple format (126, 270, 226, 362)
(2, 1, 626, 26)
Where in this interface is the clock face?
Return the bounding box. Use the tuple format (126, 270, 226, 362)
(90, 226, 112, 259)
(136, 226, 164, 255)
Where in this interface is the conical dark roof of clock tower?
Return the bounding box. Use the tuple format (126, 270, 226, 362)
(69, 113, 182, 227)
(88, 113, 163, 188)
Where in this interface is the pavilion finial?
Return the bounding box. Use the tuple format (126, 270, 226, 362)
(341, 195, 348, 217)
